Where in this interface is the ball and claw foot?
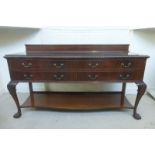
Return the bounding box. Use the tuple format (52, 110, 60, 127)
(13, 111, 22, 118)
(133, 113, 141, 120)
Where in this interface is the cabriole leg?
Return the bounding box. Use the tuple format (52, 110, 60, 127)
(133, 82, 147, 120)
(7, 81, 22, 118)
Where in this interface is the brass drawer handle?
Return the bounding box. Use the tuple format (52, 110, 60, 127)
(120, 74, 130, 80)
(88, 63, 99, 68)
(53, 63, 64, 68)
(121, 62, 132, 68)
(21, 62, 32, 68)
(88, 74, 98, 80)
(23, 74, 33, 80)
(53, 74, 64, 80)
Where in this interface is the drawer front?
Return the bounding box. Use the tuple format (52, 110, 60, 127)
(8, 59, 76, 71)
(77, 59, 146, 70)
(10, 70, 144, 82)
(77, 71, 144, 81)
(8, 58, 146, 72)
(10, 72, 76, 81)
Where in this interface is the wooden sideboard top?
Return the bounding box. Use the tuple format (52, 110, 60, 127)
(4, 51, 149, 59)
(4, 44, 149, 59)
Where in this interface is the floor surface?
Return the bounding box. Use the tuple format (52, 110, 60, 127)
(0, 93, 155, 129)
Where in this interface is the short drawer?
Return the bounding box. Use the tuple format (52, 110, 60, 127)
(8, 59, 41, 70)
(77, 71, 144, 81)
(10, 72, 76, 81)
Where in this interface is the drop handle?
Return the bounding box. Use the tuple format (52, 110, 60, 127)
(88, 74, 98, 80)
(53, 74, 64, 80)
(53, 63, 64, 68)
(121, 62, 132, 68)
(120, 74, 130, 80)
(23, 74, 33, 80)
(88, 63, 99, 68)
(21, 62, 32, 68)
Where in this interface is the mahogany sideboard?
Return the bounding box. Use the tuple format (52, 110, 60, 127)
(4, 44, 149, 119)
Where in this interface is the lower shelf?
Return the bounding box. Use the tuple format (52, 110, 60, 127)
(21, 92, 133, 110)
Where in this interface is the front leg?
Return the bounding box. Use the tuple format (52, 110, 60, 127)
(133, 82, 147, 120)
(7, 81, 22, 118)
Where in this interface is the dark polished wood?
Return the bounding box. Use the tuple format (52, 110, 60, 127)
(21, 92, 133, 110)
(133, 82, 147, 119)
(7, 81, 22, 118)
(7, 58, 146, 72)
(4, 44, 149, 119)
(9, 70, 145, 82)
(121, 83, 126, 107)
(26, 44, 129, 55)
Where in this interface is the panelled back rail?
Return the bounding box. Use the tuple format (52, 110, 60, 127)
(4, 44, 149, 119)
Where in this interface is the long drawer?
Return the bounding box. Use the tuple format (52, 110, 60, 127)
(10, 72, 76, 81)
(8, 58, 146, 71)
(10, 70, 144, 82)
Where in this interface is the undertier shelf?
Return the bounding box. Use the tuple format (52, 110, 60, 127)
(21, 92, 133, 110)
